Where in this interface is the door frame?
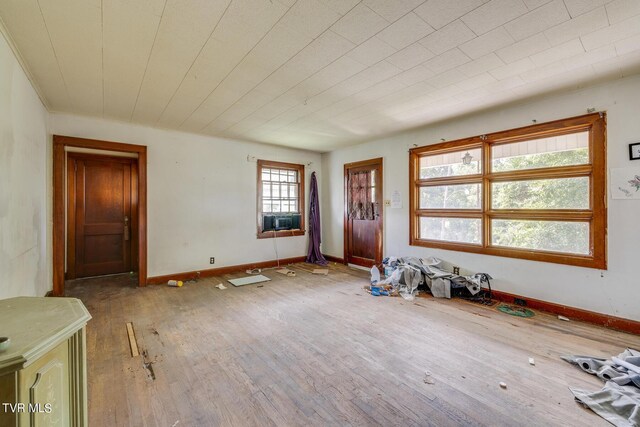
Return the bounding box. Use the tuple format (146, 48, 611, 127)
(66, 153, 138, 280)
(343, 157, 383, 268)
(53, 135, 148, 295)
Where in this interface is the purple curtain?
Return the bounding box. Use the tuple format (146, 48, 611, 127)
(306, 172, 327, 265)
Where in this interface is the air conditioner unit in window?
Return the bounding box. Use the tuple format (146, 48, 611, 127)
(262, 213, 301, 232)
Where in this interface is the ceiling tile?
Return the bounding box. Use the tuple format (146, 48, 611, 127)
(523, 0, 553, 9)
(38, 0, 103, 115)
(331, 4, 389, 44)
(489, 57, 536, 79)
(391, 65, 435, 86)
(157, 1, 290, 128)
(461, 0, 528, 35)
(414, 0, 484, 30)
(503, 0, 570, 41)
(606, 0, 640, 24)
(615, 34, 640, 56)
(317, 0, 360, 15)
(0, 0, 72, 110)
(347, 37, 397, 66)
(530, 38, 585, 66)
(495, 33, 551, 63)
(423, 48, 471, 73)
(544, 7, 608, 46)
(3, 0, 640, 152)
(132, 0, 239, 124)
(386, 43, 434, 70)
(279, 0, 341, 39)
(364, 0, 425, 22)
(294, 56, 367, 97)
(103, 0, 165, 120)
(563, 0, 610, 17)
(456, 72, 497, 90)
(377, 12, 434, 49)
(581, 14, 640, 50)
(459, 26, 515, 59)
(457, 52, 504, 77)
(426, 69, 468, 87)
(419, 20, 476, 55)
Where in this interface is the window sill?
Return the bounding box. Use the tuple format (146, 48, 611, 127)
(410, 238, 605, 270)
(257, 229, 305, 239)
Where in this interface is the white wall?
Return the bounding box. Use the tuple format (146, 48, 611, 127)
(322, 75, 640, 321)
(50, 115, 322, 278)
(0, 33, 50, 298)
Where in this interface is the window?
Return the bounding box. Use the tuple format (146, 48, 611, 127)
(409, 113, 606, 269)
(257, 160, 305, 239)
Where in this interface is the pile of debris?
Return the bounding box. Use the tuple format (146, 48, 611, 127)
(365, 256, 492, 302)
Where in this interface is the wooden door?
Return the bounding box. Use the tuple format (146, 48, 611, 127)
(344, 158, 383, 268)
(67, 154, 137, 279)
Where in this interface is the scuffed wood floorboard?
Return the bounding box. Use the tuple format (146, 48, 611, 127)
(65, 264, 640, 426)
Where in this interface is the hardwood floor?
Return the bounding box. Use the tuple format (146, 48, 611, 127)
(66, 263, 640, 426)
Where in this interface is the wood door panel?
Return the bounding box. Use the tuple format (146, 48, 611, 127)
(83, 162, 125, 224)
(345, 158, 383, 268)
(350, 220, 376, 259)
(69, 154, 134, 279)
(83, 235, 124, 264)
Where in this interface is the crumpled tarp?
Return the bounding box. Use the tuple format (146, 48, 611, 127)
(562, 348, 640, 426)
(377, 256, 491, 300)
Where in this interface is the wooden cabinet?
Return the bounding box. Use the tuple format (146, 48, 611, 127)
(0, 297, 91, 427)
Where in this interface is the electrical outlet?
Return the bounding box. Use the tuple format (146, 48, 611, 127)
(384, 200, 391, 207)
(209, 257, 215, 264)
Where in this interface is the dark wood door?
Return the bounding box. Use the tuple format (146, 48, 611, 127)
(344, 158, 383, 268)
(68, 154, 136, 279)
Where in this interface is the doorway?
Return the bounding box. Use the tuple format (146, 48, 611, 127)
(66, 153, 138, 279)
(344, 158, 383, 268)
(53, 135, 147, 296)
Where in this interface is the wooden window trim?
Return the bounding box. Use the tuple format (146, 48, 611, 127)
(409, 113, 607, 269)
(257, 159, 305, 239)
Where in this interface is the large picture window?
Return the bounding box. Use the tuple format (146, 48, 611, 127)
(257, 160, 305, 239)
(409, 113, 606, 269)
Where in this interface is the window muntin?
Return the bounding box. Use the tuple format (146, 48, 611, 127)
(261, 168, 300, 213)
(409, 113, 606, 269)
(257, 160, 305, 239)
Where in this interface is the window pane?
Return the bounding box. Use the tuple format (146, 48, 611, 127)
(419, 148, 481, 179)
(262, 169, 271, 181)
(272, 201, 281, 212)
(272, 184, 280, 198)
(263, 183, 271, 197)
(280, 183, 289, 198)
(289, 184, 298, 198)
(288, 171, 297, 182)
(491, 131, 589, 172)
(491, 219, 589, 255)
(263, 201, 271, 213)
(420, 183, 481, 209)
(419, 217, 481, 244)
(492, 177, 589, 210)
(279, 171, 288, 182)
